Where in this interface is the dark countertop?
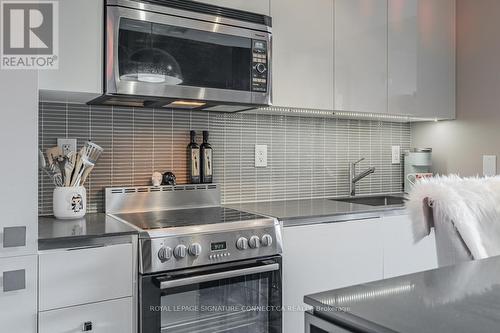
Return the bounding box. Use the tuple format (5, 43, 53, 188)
(39, 213, 138, 249)
(305, 256, 500, 333)
(227, 194, 406, 226)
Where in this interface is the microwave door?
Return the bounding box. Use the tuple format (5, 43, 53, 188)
(107, 6, 270, 105)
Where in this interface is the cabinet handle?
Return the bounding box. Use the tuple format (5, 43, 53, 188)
(82, 321, 93, 331)
(1, 269, 26, 292)
(2, 226, 27, 248)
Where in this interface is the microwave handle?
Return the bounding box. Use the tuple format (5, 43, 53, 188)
(158, 263, 280, 290)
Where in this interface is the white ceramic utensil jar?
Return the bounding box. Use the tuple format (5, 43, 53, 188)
(53, 186, 87, 219)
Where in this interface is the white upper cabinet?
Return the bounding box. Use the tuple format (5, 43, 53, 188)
(388, 0, 456, 119)
(194, 0, 270, 15)
(334, 0, 388, 114)
(271, 0, 334, 110)
(38, 0, 103, 99)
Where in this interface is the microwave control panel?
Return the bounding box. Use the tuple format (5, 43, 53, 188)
(252, 40, 268, 93)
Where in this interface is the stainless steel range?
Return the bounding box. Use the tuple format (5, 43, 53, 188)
(106, 184, 283, 333)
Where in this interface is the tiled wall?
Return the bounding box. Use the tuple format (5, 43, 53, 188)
(39, 102, 411, 215)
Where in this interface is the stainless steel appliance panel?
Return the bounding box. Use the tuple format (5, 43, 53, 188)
(104, 0, 272, 107)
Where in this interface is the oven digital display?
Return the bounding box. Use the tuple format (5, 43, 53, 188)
(211, 242, 227, 251)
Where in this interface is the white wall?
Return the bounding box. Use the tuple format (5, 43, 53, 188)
(412, 0, 500, 176)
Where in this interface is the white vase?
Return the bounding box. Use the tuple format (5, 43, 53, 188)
(53, 186, 87, 220)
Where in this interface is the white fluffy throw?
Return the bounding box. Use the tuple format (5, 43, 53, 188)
(407, 175, 500, 260)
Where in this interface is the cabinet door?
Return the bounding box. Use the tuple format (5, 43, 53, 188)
(0, 70, 38, 258)
(38, 0, 103, 97)
(388, 0, 455, 119)
(271, 0, 334, 110)
(194, 0, 270, 15)
(0, 255, 37, 333)
(283, 219, 383, 333)
(39, 297, 133, 333)
(382, 214, 438, 279)
(335, 0, 388, 114)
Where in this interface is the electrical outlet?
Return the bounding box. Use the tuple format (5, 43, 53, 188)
(392, 146, 401, 164)
(57, 138, 77, 156)
(483, 155, 497, 177)
(255, 145, 268, 168)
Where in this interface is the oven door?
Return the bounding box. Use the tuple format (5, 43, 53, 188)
(106, 3, 272, 106)
(141, 256, 282, 333)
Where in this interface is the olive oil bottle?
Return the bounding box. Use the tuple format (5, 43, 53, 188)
(187, 130, 200, 184)
(200, 131, 213, 183)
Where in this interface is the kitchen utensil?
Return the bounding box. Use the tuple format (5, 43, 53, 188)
(56, 155, 67, 185)
(70, 142, 103, 187)
(42, 164, 63, 187)
(39, 149, 64, 186)
(46, 146, 62, 166)
(80, 164, 94, 186)
(70, 146, 86, 186)
(64, 151, 76, 187)
(73, 157, 95, 187)
(83, 141, 104, 164)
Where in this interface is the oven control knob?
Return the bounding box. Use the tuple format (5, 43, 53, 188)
(249, 236, 261, 249)
(261, 234, 273, 247)
(158, 246, 172, 262)
(174, 245, 187, 259)
(236, 237, 248, 250)
(255, 63, 267, 74)
(189, 243, 202, 257)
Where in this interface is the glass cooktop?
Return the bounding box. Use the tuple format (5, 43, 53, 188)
(113, 207, 268, 230)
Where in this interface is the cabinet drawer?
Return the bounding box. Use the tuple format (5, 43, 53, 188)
(39, 243, 133, 311)
(39, 297, 133, 333)
(0, 224, 37, 258)
(0, 255, 37, 333)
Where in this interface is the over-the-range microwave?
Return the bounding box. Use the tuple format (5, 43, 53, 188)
(91, 0, 272, 112)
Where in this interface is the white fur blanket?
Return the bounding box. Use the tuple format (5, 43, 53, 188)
(406, 175, 500, 260)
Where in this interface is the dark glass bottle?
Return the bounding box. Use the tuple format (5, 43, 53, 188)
(200, 131, 213, 183)
(187, 130, 200, 184)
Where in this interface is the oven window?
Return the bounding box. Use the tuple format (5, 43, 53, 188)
(118, 18, 252, 91)
(161, 275, 270, 332)
(142, 260, 282, 333)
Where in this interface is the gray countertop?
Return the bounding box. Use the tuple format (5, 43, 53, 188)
(39, 213, 138, 249)
(227, 195, 406, 226)
(305, 256, 500, 333)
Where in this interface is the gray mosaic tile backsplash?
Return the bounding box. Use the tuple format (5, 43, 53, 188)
(39, 102, 411, 215)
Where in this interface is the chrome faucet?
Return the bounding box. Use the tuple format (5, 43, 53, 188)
(349, 158, 376, 197)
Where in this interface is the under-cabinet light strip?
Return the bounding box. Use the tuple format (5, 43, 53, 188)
(256, 106, 438, 122)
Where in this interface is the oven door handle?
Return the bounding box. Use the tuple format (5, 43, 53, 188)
(158, 263, 280, 290)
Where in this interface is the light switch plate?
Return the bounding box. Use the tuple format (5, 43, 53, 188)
(255, 145, 268, 168)
(483, 155, 497, 177)
(392, 146, 401, 164)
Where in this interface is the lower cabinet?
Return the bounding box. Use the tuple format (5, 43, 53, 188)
(382, 214, 438, 278)
(39, 297, 133, 333)
(0, 255, 37, 333)
(38, 239, 137, 333)
(283, 218, 384, 333)
(283, 213, 438, 333)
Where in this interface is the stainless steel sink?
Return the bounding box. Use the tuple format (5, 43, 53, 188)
(330, 195, 406, 206)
